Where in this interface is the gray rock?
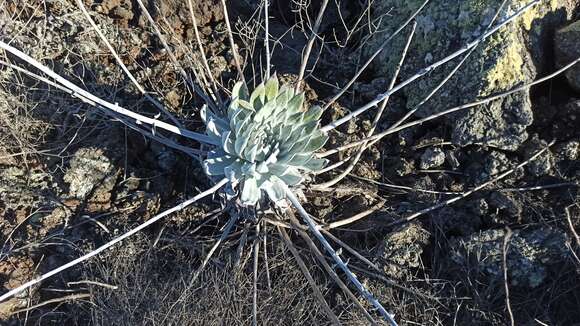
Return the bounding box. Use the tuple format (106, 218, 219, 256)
(365, 0, 576, 150)
(555, 140, 579, 161)
(445, 149, 461, 169)
(434, 206, 482, 236)
(0, 167, 55, 210)
(483, 150, 512, 177)
(376, 222, 430, 279)
(521, 134, 554, 177)
(419, 147, 445, 169)
(64, 147, 116, 200)
(555, 20, 580, 92)
(449, 227, 570, 288)
(488, 191, 522, 223)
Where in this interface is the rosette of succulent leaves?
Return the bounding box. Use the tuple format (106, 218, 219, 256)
(202, 75, 328, 207)
(1, 0, 578, 325)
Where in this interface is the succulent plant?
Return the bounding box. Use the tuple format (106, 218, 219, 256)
(202, 75, 329, 206)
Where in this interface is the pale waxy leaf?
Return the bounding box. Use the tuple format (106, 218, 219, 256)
(221, 131, 236, 155)
(278, 167, 303, 186)
(303, 105, 323, 123)
(302, 157, 328, 171)
(202, 75, 329, 206)
(264, 74, 279, 101)
(224, 160, 243, 182)
(304, 134, 328, 153)
(250, 83, 266, 109)
(241, 177, 260, 204)
(286, 93, 304, 117)
(231, 81, 248, 101)
(203, 155, 235, 176)
(262, 176, 286, 202)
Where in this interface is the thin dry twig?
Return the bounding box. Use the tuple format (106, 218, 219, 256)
(369, 0, 509, 142)
(313, 21, 416, 189)
(262, 223, 272, 292)
(277, 226, 341, 325)
(565, 207, 580, 249)
(386, 140, 556, 227)
(323, 0, 429, 110)
(318, 57, 580, 158)
(252, 223, 260, 326)
(1, 57, 204, 158)
(499, 182, 578, 192)
(10, 293, 91, 315)
(264, 0, 271, 78)
(286, 213, 377, 324)
(502, 227, 515, 326)
(221, 0, 247, 88)
(0, 41, 216, 145)
(75, 0, 184, 128)
(187, 0, 224, 105)
(134, 0, 217, 112)
(285, 186, 398, 325)
(321, 0, 539, 132)
(325, 199, 386, 230)
(0, 179, 229, 303)
(191, 213, 239, 283)
(67, 280, 118, 290)
(295, 0, 329, 92)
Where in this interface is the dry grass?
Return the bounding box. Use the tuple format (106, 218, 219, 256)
(70, 231, 345, 325)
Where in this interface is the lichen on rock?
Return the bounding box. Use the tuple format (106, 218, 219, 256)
(64, 147, 117, 202)
(555, 20, 580, 92)
(375, 222, 430, 279)
(365, 0, 576, 150)
(449, 227, 570, 288)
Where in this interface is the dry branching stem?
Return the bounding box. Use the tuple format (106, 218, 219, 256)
(285, 186, 398, 325)
(0, 179, 229, 303)
(277, 226, 341, 325)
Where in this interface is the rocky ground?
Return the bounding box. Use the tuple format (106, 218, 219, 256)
(0, 0, 579, 325)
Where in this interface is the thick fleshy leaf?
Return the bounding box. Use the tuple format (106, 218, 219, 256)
(285, 137, 309, 155)
(285, 111, 304, 126)
(232, 81, 248, 101)
(234, 134, 250, 158)
(224, 160, 243, 182)
(304, 134, 328, 152)
(241, 161, 256, 176)
(262, 176, 286, 202)
(256, 161, 269, 174)
(206, 118, 225, 142)
(229, 106, 248, 131)
(278, 167, 303, 186)
(268, 163, 290, 177)
(201, 106, 229, 130)
(302, 157, 328, 172)
(253, 100, 277, 123)
(203, 155, 235, 176)
(273, 87, 291, 117)
(250, 83, 265, 109)
(286, 93, 304, 117)
(303, 105, 323, 123)
(241, 177, 260, 204)
(238, 100, 254, 111)
(203, 75, 331, 206)
(265, 74, 279, 101)
(281, 153, 312, 166)
(244, 143, 259, 162)
(298, 121, 318, 139)
(280, 85, 294, 98)
(207, 149, 227, 159)
(221, 131, 236, 154)
(234, 114, 252, 136)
